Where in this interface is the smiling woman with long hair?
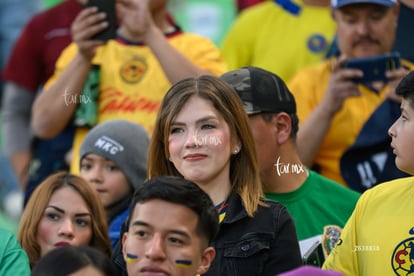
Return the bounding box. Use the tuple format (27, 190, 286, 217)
(147, 75, 302, 275)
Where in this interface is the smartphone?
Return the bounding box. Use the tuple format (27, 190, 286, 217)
(342, 52, 401, 84)
(85, 0, 117, 41)
(302, 241, 325, 267)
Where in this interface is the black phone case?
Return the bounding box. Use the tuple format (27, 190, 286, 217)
(86, 0, 117, 41)
(343, 52, 401, 83)
(302, 241, 325, 267)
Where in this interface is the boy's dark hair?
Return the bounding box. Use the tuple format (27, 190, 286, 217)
(31, 245, 116, 276)
(396, 71, 414, 109)
(126, 176, 219, 244)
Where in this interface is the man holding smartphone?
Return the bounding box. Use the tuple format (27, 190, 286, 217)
(287, 0, 414, 192)
(30, 0, 227, 178)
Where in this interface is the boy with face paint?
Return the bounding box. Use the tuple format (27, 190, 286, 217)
(122, 176, 218, 276)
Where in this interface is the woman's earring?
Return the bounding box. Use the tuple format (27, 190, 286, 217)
(233, 147, 239, 154)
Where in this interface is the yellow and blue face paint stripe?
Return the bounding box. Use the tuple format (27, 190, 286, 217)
(126, 253, 138, 263)
(175, 259, 192, 269)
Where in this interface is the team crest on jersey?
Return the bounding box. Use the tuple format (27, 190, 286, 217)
(322, 225, 342, 257)
(391, 227, 414, 275)
(120, 56, 147, 84)
(307, 34, 328, 54)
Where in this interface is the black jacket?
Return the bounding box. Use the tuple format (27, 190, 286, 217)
(204, 192, 302, 276)
(112, 192, 302, 276)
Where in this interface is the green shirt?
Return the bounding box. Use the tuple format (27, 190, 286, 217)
(42, 0, 63, 8)
(0, 228, 30, 275)
(266, 170, 360, 241)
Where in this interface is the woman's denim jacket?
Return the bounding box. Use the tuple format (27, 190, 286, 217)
(203, 192, 302, 276)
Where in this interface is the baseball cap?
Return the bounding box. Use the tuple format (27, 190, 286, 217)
(332, 0, 396, 9)
(220, 66, 296, 115)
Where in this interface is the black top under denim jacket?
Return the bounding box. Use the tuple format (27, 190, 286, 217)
(112, 192, 302, 276)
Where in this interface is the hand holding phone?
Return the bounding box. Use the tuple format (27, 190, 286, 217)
(85, 0, 117, 41)
(342, 52, 401, 84)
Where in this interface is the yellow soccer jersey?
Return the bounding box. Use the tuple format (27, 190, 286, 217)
(221, 0, 335, 81)
(323, 176, 414, 276)
(44, 31, 228, 174)
(288, 58, 414, 186)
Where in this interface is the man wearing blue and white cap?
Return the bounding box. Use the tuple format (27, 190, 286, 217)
(287, 0, 414, 192)
(332, 0, 398, 59)
(332, 0, 396, 8)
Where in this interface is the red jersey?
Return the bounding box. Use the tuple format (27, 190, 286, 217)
(2, 0, 82, 92)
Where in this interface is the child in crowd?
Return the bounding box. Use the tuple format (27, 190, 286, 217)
(79, 119, 149, 248)
(323, 71, 414, 275)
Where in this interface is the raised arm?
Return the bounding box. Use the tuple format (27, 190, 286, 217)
(296, 56, 363, 167)
(31, 54, 91, 138)
(144, 25, 214, 83)
(31, 7, 107, 138)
